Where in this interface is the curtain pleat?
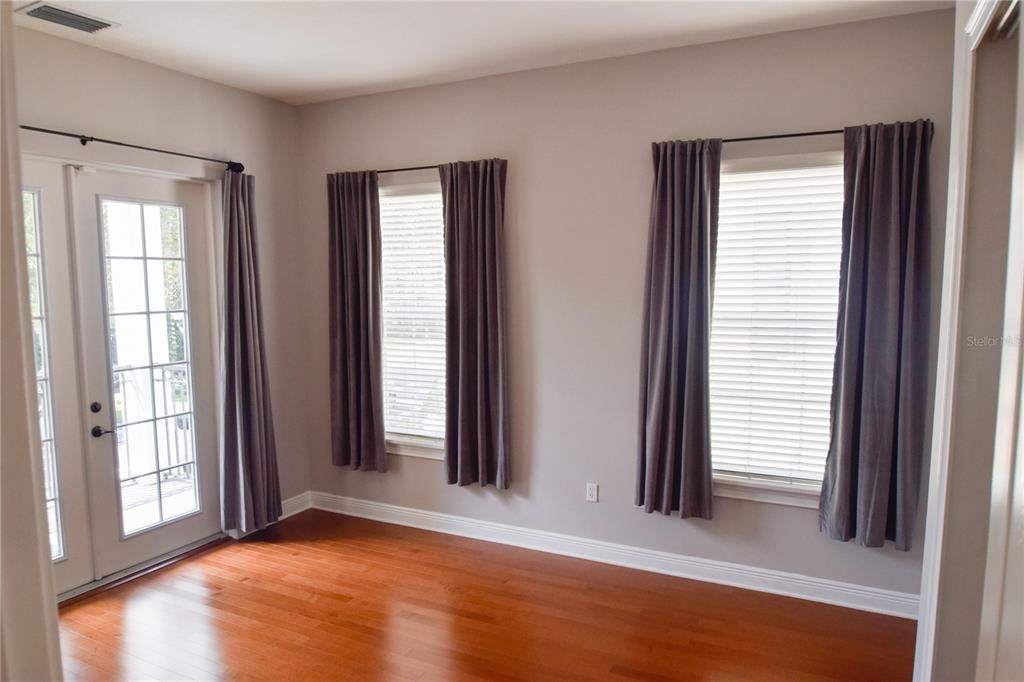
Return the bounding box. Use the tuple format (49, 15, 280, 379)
(327, 171, 387, 472)
(221, 171, 283, 534)
(819, 120, 933, 550)
(440, 159, 510, 488)
(636, 139, 721, 520)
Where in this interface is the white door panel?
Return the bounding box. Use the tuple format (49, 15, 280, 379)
(71, 167, 220, 578)
(21, 159, 94, 593)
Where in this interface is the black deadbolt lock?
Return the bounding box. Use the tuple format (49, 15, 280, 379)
(90, 401, 102, 413)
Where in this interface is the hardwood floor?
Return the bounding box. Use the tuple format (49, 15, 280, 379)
(60, 510, 916, 681)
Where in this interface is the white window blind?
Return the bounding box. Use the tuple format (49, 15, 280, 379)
(380, 184, 446, 441)
(709, 162, 844, 482)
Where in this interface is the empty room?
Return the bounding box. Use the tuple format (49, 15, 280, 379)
(1, 1, 1021, 680)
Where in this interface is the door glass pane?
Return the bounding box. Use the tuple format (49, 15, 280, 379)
(153, 365, 190, 417)
(155, 414, 194, 469)
(27, 256, 42, 317)
(143, 205, 182, 258)
(112, 368, 154, 425)
(160, 464, 197, 522)
(117, 422, 158, 479)
(100, 200, 200, 535)
(120, 474, 160, 535)
(102, 201, 144, 257)
(32, 318, 45, 370)
(106, 259, 147, 313)
(147, 260, 184, 311)
(150, 313, 188, 365)
(109, 314, 151, 369)
(23, 190, 65, 560)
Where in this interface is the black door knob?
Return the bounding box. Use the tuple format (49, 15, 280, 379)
(91, 426, 114, 438)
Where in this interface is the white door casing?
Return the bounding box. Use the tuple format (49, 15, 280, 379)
(976, 14, 1024, 682)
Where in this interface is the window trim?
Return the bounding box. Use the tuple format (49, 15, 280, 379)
(386, 433, 444, 460)
(712, 472, 821, 509)
(378, 178, 442, 198)
(720, 149, 843, 174)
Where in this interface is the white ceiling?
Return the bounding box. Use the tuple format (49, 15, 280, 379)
(15, 1, 950, 105)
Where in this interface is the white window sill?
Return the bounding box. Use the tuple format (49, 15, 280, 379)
(712, 473, 821, 509)
(386, 434, 444, 461)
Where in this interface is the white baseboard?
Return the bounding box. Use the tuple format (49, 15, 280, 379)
(280, 490, 919, 619)
(281, 490, 314, 519)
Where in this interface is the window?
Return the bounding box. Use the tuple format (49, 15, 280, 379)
(379, 181, 446, 448)
(23, 190, 65, 560)
(709, 159, 844, 485)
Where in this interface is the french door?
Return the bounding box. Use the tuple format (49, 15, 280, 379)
(22, 158, 221, 592)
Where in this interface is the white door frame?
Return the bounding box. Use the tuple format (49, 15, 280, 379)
(914, 2, 1014, 679)
(21, 149, 226, 593)
(975, 13, 1023, 681)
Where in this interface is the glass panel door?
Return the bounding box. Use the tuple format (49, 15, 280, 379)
(73, 167, 220, 579)
(21, 158, 95, 593)
(21, 159, 220, 591)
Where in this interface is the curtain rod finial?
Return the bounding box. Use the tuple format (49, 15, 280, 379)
(227, 161, 245, 173)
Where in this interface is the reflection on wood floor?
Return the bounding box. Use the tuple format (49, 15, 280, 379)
(60, 509, 916, 681)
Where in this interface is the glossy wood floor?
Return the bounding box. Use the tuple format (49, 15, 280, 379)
(60, 510, 916, 681)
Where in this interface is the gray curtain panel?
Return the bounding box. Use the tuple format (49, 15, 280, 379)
(439, 159, 510, 488)
(636, 139, 722, 520)
(221, 171, 282, 533)
(820, 120, 933, 550)
(327, 171, 388, 472)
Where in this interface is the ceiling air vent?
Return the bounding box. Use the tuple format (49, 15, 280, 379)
(16, 2, 116, 34)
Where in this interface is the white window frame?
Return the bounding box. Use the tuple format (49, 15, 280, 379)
(711, 150, 844, 507)
(713, 473, 821, 508)
(386, 433, 444, 460)
(379, 174, 446, 461)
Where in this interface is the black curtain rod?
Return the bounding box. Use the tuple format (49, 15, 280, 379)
(376, 164, 439, 174)
(20, 125, 245, 173)
(722, 128, 843, 144)
(355, 128, 847, 175)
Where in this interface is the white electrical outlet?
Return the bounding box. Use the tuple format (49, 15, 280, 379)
(586, 482, 599, 503)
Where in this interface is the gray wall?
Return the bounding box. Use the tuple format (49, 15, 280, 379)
(14, 28, 310, 500)
(933, 15, 1019, 679)
(295, 10, 954, 593)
